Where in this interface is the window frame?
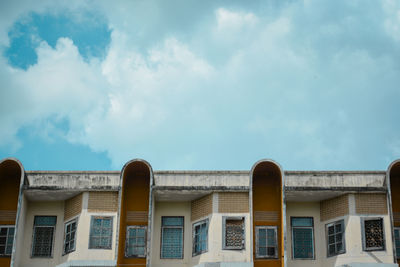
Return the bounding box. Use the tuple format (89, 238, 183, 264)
(255, 225, 278, 259)
(222, 216, 245, 250)
(125, 225, 147, 258)
(63, 218, 78, 255)
(0, 225, 15, 257)
(291, 217, 315, 260)
(325, 219, 346, 257)
(31, 215, 57, 258)
(361, 217, 385, 251)
(192, 218, 209, 256)
(394, 227, 400, 259)
(160, 216, 184, 259)
(89, 216, 113, 250)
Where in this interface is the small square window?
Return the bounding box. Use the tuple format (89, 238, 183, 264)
(125, 225, 147, 258)
(192, 219, 208, 256)
(291, 217, 314, 259)
(31, 216, 57, 257)
(223, 216, 245, 250)
(63, 219, 77, 255)
(394, 228, 400, 259)
(255, 226, 278, 258)
(326, 220, 345, 257)
(161, 216, 184, 259)
(362, 217, 385, 251)
(89, 216, 113, 249)
(0, 226, 14, 256)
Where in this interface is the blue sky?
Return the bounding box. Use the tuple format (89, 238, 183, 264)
(0, 0, 400, 171)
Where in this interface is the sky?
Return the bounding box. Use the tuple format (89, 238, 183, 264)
(0, 0, 400, 171)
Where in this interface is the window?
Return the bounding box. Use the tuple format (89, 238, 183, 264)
(394, 228, 400, 259)
(362, 217, 385, 251)
(192, 219, 208, 256)
(126, 225, 147, 258)
(63, 219, 77, 255)
(32, 216, 57, 257)
(223, 216, 245, 250)
(0, 226, 14, 256)
(161, 217, 184, 259)
(326, 220, 345, 257)
(291, 217, 314, 259)
(89, 216, 113, 249)
(255, 226, 278, 258)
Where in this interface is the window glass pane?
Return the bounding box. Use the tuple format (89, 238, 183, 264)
(293, 228, 313, 259)
(89, 217, 112, 249)
(0, 237, 5, 245)
(0, 228, 7, 235)
(225, 219, 244, 248)
(32, 226, 54, 257)
(162, 217, 184, 226)
(0, 246, 4, 255)
(34, 216, 57, 226)
(292, 217, 313, 227)
(162, 227, 183, 258)
(267, 229, 275, 246)
(364, 219, 384, 249)
(258, 247, 267, 256)
(267, 247, 275, 256)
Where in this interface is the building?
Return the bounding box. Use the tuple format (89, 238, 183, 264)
(0, 157, 400, 267)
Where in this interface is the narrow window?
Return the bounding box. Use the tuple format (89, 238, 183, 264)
(223, 216, 245, 250)
(255, 226, 278, 258)
(126, 225, 147, 258)
(291, 217, 314, 259)
(161, 217, 184, 259)
(89, 216, 113, 249)
(362, 218, 385, 251)
(326, 220, 345, 257)
(32, 216, 57, 257)
(395, 228, 400, 259)
(0, 226, 14, 256)
(63, 219, 77, 255)
(192, 219, 208, 256)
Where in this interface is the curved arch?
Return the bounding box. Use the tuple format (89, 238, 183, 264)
(250, 159, 286, 267)
(0, 157, 26, 267)
(116, 159, 153, 267)
(387, 159, 400, 264)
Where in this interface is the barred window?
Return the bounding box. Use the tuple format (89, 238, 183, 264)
(32, 216, 57, 257)
(395, 228, 400, 259)
(125, 225, 146, 258)
(192, 219, 208, 256)
(362, 218, 385, 251)
(0, 226, 14, 256)
(255, 226, 278, 258)
(64, 219, 77, 255)
(326, 220, 345, 257)
(291, 217, 314, 259)
(161, 217, 184, 259)
(223, 217, 245, 250)
(89, 216, 113, 249)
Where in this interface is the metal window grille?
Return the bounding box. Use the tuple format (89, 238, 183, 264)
(32, 216, 57, 257)
(192, 219, 208, 256)
(89, 216, 113, 249)
(0, 226, 14, 256)
(362, 218, 385, 251)
(291, 217, 314, 259)
(255, 226, 278, 258)
(223, 217, 245, 250)
(395, 228, 400, 259)
(125, 225, 147, 258)
(161, 216, 184, 259)
(64, 219, 77, 254)
(326, 220, 345, 257)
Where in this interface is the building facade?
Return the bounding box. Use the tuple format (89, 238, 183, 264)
(0, 157, 400, 267)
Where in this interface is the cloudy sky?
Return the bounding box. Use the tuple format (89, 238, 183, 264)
(0, 0, 399, 171)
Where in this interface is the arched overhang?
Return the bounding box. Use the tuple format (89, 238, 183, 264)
(116, 159, 153, 267)
(387, 159, 400, 264)
(0, 158, 26, 267)
(250, 159, 286, 267)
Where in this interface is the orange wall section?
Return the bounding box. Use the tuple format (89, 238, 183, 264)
(117, 161, 151, 267)
(390, 162, 400, 228)
(0, 160, 23, 267)
(252, 161, 284, 267)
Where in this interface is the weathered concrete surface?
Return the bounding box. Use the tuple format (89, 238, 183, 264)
(26, 171, 120, 190)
